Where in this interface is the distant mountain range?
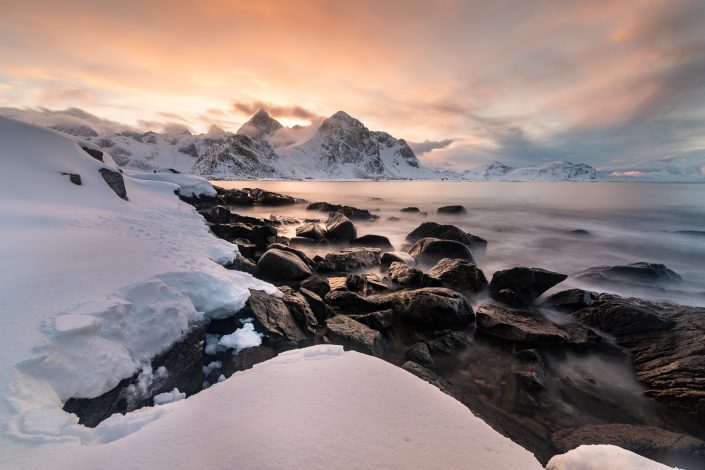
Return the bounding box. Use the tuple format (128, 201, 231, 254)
(50, 109, 603, 181)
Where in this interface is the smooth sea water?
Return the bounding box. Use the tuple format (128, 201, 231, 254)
(213, 181, 705, 307)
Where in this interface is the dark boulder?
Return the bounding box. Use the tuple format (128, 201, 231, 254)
(512, 349, 545, 390)
(233, 238, 257, 258)
(387, 262, 439, 288)
(325, 212, 357, 242)
(324, 290, 380, 314)
(220, 345, 277, 377)
(551, 424, 705, 470)
(222, 188, 254, 205)
(279, 286, 318, 334)
(345, 273, 367, 292)
(81, 146, 104, 162)
(381, 251, 416, 267)
(243, 187, 296, 205)
(540, 288, 599, 312)
(226, 255, 259, 276)
(576, 262, 683, 285)
(407, 237, 474, 266)
(299, 287, 328, 323)
(99, 168, 128, 200)
(406, 343, 433, 364)
(300, 275, 331, 298)
(437, 205, 466, 214)
(349, 234, 394, 251)
(427, 258, 488, 294)
(489, 267, 567, 308)
(400, 207, 420, 213)
(325, 315, 387, 357)
(202, 205, 231, 224)
(62, 172, 82, 185)
(475, 304, 597, 347)
(307, 201, 379, 220)
(374, 287, 474, 329)
(256, 248, 312, 282)
(316, 247, 380, 272)
(406, 222, 487, 249)
(295, 222, 326, 241)
(401, 361, 450, 394)
(241, 289, 308, 344)
(426, 331, 470, 356)
(349, 309, 394, 331)
(265, 243, 315, 269)
(570, 293, 675, 336)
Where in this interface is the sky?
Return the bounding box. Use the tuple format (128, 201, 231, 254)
(1, 0, 704, 178)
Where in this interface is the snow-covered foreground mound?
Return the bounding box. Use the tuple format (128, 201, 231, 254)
(4, 345, 545, 469)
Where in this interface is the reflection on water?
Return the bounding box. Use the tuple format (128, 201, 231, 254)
(213, 181, 705, 307)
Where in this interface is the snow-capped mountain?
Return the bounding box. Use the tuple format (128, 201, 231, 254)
(13, 108, 602, 181)
(277, 111, 434, 179)
(462, 160, 602, 181)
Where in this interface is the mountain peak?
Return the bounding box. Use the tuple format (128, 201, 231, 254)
(318, 110, 365, 135)
(206, 124, 225, 138)
(237, 109, 283, 139)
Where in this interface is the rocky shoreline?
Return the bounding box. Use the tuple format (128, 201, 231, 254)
(65, 186, 705, 469)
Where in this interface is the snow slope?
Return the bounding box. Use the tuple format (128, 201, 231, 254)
(547, 445, 677, 470)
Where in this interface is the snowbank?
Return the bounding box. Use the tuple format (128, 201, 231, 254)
(125, 170, 217, 197)
(547, 445, 678, 470)
(4, 346, 545, 469)
(0, 116, 272, 459)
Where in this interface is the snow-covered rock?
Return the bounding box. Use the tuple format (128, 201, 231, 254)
(237, 108, 283, 140)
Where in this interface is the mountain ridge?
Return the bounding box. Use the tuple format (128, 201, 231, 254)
(27, 109, 603, 181)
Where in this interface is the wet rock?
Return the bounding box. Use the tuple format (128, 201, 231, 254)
(307, 201, 379, 220)
(62, 172, 82, 185)
(265, 243, 315, 269)
(289, 236, 318, 247)
(220, 345, 277, 377)
(350, 309, 394, 331)
(570, 293, 675, 335)
(233, 238, 257, 258)
(512, 349, 545, 390)
(387, 216, 401, 222)
(81, 146, 104, 161)
(362, 273, 391, 292)
(242, 289, 308, 344)
(437, 205, 466, 214)
(576, 262, 683, 285)
(300, 275, 330, 298)
(566, 229, 591, 236)
(406, 342, 433, 364)
(345, 273, 367, 292)
(387, 262, 439, 288)
(540, 288, 599, 312)
(299, 287, 328, 322)
(99, 168, 128, 200)
(317, 247, 380, 272)
(428, 258, 488, 294)
(400, 207, 420, 213)
(325, 315, 387, 357)
(426, 331, 470, 356)
(401, 361, 450, 394)
(349, 234, 394, 251)
(226, 255, 259, 276)
(375, 287, 474, 329)
(489, 267, 567, 308)
(406, 222, 487, 249)
(279, 286, 318, 334)
(222, 189, 254, 205)
(324, 212, 357, 242)
(243, 187, 296, 205)
(476, 304, 596, 347)
(381, 251, 416, 267)
(257, 248, 312, 282)
(268, 214, 299, 225)
(295, 222, 326, 241)
(407, 237, 474, 266)
(324, 290, 379, 314)
(202, 205, 231, 224)
(551, 424, 705, 470)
